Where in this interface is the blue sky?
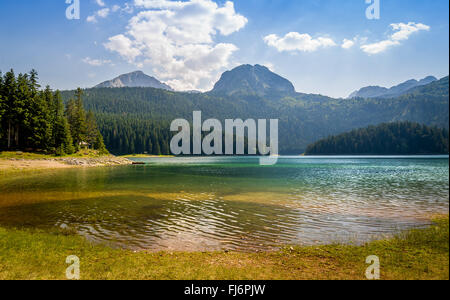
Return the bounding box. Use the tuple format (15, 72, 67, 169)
(0, 0, 448, 98)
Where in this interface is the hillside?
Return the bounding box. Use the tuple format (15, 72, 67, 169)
(305, 122, 449, 155)
(408, 76, 449, 96)
(61, 68, 449, 156)
(349, 76, 437, 99)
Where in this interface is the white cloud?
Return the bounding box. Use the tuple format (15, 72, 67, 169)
(361, 39, 400, 55)
(122, 2, 134, 14)
(87, 8, 110, 23)
(82, 57, 113, 66)
(96, 0, 106, 7)
(97, 7, 110, 18)
(341, 38, 355, 49)
(88, 1, 132, 23)
(104, 0, 247, 91)
(361, 22, 430, 54)
(263, 32, 336, 53)
(87, 15, 96, 23)
(390, 22, 430, 41)
(104, 35, 142, 62)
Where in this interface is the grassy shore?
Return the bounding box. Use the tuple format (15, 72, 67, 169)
(0, 150, 114, 160)
(120, 154, 175, 158)
(0, 216, 447, 280)
(0, 151, 131, 176)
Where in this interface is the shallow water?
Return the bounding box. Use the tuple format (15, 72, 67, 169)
(0, 156, 448, 251)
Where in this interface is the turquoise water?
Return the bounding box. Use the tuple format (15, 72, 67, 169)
(0, 156, 448, 251)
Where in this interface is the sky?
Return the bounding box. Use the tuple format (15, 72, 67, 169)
(0, 0, 448, 98)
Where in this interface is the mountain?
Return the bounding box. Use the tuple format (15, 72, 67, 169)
(349, 76, 438, 99)
(348, 86, 389, 99)
(95, 71, 173, 91)
(211, 64, 296, 96)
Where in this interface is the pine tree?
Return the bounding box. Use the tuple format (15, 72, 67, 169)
(0, 72, 4, 141)
(85, 110, 108, 154)
(53, 91, 74, 155)
(94, 131, 108, 154)
(26, 79, 52, 150)
(44, 86, 57, 128)
(2, 70, 20, 149)
(85, 111, 99, 148)
(66, 88, 87, 151)
(29, 69, 40, 93)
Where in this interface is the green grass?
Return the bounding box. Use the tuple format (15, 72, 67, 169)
(0, 150, 111, 160)
(0, 216, 448, 280)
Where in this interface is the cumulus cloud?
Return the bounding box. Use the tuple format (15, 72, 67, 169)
(341, 38, 355, 49)
(104, 35, 142, 62)
(361, 22, 430, 54)
(104, 0, 247, 91)
(88, 2, 133, 23)
(361, 39, 400, 55)
(263, 32, 336, 53)
(390, 22, 430, 41)
(82, 57, 113, 66)
(87, 8, 110, 23)
(95, 0, 106, 7)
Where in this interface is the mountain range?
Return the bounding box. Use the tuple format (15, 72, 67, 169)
(95, 67, 441, 102)
(348, 76, 438, 99)
(94, 65, 296, 96)
(63, 65, 449, 155)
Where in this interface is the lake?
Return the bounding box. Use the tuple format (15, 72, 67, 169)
(0, 156, 448, 251)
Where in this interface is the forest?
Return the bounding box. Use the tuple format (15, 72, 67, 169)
(61, 76, 449, 155)
(0, 70, 107, 155)
(305, 122, 449, 155)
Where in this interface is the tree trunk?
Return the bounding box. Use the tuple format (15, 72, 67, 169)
(15, 125, 19, 148)
(7, 120, 11, 149)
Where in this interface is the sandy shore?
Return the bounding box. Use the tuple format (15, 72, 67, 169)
(0, 156, 132, 171)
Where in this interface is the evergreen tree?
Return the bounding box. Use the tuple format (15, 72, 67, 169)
(29, 69, 40, 93)
(94, 131, 108, 154)
(26, 78, 52, 150)
(2, 70, 20, 149)
(86, 111, 99, 148)
(0, 72, 4, 141)
(66, 88, 87, 151)
(86, 110, 108, 154)
(53, 91, 74, 155)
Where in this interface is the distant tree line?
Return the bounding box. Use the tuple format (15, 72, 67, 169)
(305, 122, 449, 155)
(95, 114, 254, 156)
(0, 69, 107, 155)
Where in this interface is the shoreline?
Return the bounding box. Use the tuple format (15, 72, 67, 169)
(121, 154, 175, 158)
(0, 215, 447, 280)
(0, 154, 132, 172)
